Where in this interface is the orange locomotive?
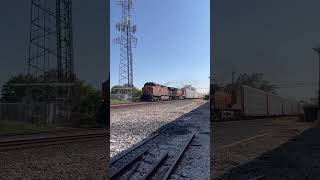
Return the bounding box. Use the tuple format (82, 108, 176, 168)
(102, 80, 109, 101)
(141, 82, 184, 101)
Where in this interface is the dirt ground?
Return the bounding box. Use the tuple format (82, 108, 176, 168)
(212, 117, 315, 179)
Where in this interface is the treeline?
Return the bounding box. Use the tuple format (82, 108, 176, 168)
(111, 85, 142, 102)
(0, 73, 101, 117)
(214, 73, 277, 94)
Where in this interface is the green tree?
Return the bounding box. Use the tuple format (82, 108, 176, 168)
(132, 87, 142, 102)
(1, 74, 39, 102)
(235, 73, 277, 94)
(110, 85, 142, 102)
(1, 74, 101, 116)
(111, 85, 123, 94)
(72, 80, 101, 116)
(111, 84, 136, 94)
(1, 70, 77, 103)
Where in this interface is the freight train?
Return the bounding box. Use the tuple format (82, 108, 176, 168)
(102, 80, 109, 102)
(141, 82, 203, 102)
(213, 85, 304, 120)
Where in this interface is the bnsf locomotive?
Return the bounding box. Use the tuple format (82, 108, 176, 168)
(141, 82, 203, 102)
(102, 80, 109, 101)
(213, 85, 304, 120)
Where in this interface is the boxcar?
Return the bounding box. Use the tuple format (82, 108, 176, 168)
(182, 88, 194, 99)
(242, 86, 268, 116)
(182, 88, 202, 99)
(267, 93, 283, 116)
(212, 85, 303, 120)
(282, 100, 292, 115)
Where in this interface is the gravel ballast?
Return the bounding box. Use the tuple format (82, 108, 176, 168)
(110, 100, 205, 158)
(0, 139, 107, 180)
(111, 100, 210, 179)
(171, 102, 210, 179)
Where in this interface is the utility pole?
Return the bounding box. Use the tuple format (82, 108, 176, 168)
(312, 47, 320, 125)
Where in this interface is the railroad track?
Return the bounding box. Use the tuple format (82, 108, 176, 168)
(110, 99, 195, 109)
(110, 132, 195, 180)
(110, 101, 173, 109)
(0, 127, 104, 137)
(111, 102, 155, 108)
(0, 129, 107, 151)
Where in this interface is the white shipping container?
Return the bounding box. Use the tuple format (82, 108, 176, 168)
(282, 100, 293, 115)
(298, 103, 304, 114)
(243, 86, 268, 116)
(193, 90, 199, 99)
(184, 88, 194, 99)
(267, 94, 283, 116)
(282, 100, 288, 115)
(285, 100, 299, 115)
(292, 102, 299, 114)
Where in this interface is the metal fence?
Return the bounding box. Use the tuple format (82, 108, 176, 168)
(111, 93, 132, 101)
(0, 103, 27, 122)
(0, 102, 67, 124)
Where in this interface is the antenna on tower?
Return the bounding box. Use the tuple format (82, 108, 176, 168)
(114, 0, 137, 95)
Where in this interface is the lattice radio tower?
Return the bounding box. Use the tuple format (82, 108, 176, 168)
(27, 0, 74, 84)
(23, 0, 74, 121)
(114, 0, 137, 89)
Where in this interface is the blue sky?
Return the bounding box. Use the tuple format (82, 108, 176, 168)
(110, 0, 210, 93)
(0, 1, 107, 90)
(213, 0, 320, 101)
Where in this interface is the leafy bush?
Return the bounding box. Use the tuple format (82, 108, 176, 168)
(1, 74, 39, 102)
(72, 80, 101, 117)
(132, 87, 142, 102)
(110, 85, 142, 102)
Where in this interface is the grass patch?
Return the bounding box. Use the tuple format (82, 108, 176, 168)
(111, 99, 129, 105)
(0, 120, 52, 134)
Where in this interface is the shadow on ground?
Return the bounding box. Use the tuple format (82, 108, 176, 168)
(155, 102, 210, 134)
(216, 127, 320, 180)
(110, 101, 210, 162)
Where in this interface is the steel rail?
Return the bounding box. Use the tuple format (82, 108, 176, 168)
(141, 152, 168, 180)
(0, 128, 106, 137)
(110, 149, 148, 180)
(0, 132, 106, 151)
(161, 132, 196, 180)
(111, 132, 160, 164)
(110, 99, 195, 109)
